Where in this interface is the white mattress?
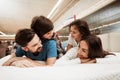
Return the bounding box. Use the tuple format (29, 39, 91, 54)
(0, 53, 120, 80)
(0, 64, 120, 80)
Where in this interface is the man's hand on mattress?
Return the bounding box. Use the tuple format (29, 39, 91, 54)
(11, 59, 37, 68)
(2, 57, 28, 66)
(10, 58, 46, 68)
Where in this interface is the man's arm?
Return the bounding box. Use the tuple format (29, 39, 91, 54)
(22, 57, 57, 67)
(10, 58, 46, 67)
(2, 53, 27, 66)
(2, 53, 16, 66)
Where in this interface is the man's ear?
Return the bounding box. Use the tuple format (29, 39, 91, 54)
(22, 47, 28, 51)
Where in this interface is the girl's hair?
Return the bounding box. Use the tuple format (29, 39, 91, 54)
(81, 35, 113, 59)
(69, 19, 91, 39)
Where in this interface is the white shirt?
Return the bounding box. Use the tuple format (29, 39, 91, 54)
(68, 35, 79, 47)
(55, 47, 81, 66)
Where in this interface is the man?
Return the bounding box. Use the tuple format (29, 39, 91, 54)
(3, 29, 57, 67)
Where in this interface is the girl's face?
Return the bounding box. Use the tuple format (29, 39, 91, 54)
(77, 40, 89, 59)
(70, 25, 82, 40)
(42, 30, 54, 39)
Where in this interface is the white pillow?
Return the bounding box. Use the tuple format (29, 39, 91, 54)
(96, 52, 120, 64)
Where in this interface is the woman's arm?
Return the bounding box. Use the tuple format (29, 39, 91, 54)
(55, 47, 80, 65)
(81, 58, 96, 64)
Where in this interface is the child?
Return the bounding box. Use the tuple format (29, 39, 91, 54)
(66, 19, 91, 52)
(31, 15, 65, 58)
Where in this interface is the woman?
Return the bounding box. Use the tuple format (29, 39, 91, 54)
(55, 35, 114, 65)
(77, 35, 114, 60)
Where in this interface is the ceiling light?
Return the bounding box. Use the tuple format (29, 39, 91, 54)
(47, 0, 62, 18)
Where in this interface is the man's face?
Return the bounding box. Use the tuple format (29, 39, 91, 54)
(26, 34, 42, 53)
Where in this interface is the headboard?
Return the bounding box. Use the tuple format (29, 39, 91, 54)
(98, 32, 120, 52)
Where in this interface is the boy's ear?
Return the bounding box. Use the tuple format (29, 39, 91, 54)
(22, 47, 28, 51)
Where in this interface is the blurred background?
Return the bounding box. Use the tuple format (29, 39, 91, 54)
(0, 0, 120, 58)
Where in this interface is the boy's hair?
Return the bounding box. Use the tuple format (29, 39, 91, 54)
(31, 15, 54, 38)
(15, 29, 35, 47)
(69, 19, 91, 39)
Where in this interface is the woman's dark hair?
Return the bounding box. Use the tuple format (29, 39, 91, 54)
(15, 29, 35, 47)
(69, 19, 91, 39)
(82, 35, 112, 59)
(31, 15, 54, 39)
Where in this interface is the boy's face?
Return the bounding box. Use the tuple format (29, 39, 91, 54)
(43, 30, 54, 39)
(25, 34, 42, 53)
(77, 40, 89, 59)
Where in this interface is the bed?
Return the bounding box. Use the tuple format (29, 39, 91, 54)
(0, 61, 120, 80)
(0, 53, 120, 80)
(0, 32, 120, 80)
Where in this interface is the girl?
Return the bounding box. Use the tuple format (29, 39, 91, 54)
(66, 19, 91, 52)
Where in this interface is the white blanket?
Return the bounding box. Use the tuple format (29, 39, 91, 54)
(0, 64, 120, 80)
(0, 51, 120, 80)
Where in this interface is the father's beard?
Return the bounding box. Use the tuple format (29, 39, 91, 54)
(28, 47, 42, 56)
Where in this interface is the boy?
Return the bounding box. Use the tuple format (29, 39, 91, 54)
(31, 15, 65, 58)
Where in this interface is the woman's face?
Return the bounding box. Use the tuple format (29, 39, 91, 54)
(42, 30, 54, 39)
(77, 40, 89, 59)
(70, 25, 82, 40)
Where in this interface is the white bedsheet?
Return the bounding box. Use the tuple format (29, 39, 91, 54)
(0, 64, 120, 80)
(0, 53, 120, 80)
